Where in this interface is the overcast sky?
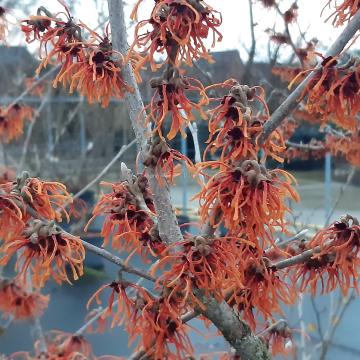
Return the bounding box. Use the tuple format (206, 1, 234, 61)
(18, 0, 356, 60)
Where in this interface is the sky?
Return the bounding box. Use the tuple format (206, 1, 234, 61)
(13, 0, 358, 61)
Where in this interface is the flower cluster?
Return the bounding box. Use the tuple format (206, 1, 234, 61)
(0, 278, 49, 320)
(88, 280, 192, 359)
(143, 135, 194, 184)
(283, 2, 298, 24)
(258, 0, 277, 8)
(8, 330, 125, 360)
(153, 235, 242, 304)
(295, 56, 360, 131)
(285, 140, 326, 163)
(0, 172, 84, 288)
(147, 70, 209, 140)
(327, 130, 360, 167)
(130, 0, 222, 73)
(21, 3, 132, 107)
(0, 104, 33, 143)
(196, 160, 299, 245)
(0, 166, 16, 185)
(323, 0, 360, 26)
(205, 81, 285, 163)
(86, 175, 163, 258)
(294, 215, 360, 295)
(0, 172, 72, 242)
(0, 220, 85, 288)
(226, 249, 295, 330)
(261, 320, 294, 356)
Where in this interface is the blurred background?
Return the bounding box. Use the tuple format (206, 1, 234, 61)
(0, 0, 360, 359)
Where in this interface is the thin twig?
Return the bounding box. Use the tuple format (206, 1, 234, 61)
(49, 101, 83, 155)
(242, 0, 257, 82)
(319, 291, 355, 360)
(81, 239, 156, 282)
(188, 122, 205, 183)
(18, 90, 52, 173)
(274, 247, 317, 270)
(29, 318, 47, 354)
(5, 67, 58, 114)
(324, 167, 356, 226)
(71, 139, 136, 202)
(286, 140, 325, 151)
(310, 296, 324, 341)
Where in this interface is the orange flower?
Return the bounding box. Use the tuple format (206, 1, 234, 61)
(327, 131, 360, 167)
(153, 235, 243, 305)
(323, 0, 360, 26)
(22, 3, 84, 68)
(87, 280, 150, 328)
(135, 295, 193, 359)
(146, 72, 208, 140)
(88, 280, 192, 359)
(0, 278, 49, 320)
(0, 104, 33, 143)
(21, 13, 52, 44)
(9, 172, 72, 222)
(195, 160, 299, 245)
(143, 135, 194, 185)
(296, 215, 360, 294)
(22, 4, 132, 107)
(60, 37, 133, 108)
(9, 330, 123, 360)
(130, 0, 222, 72)
(86, 178, 163, 258)
(292, 251, 359, 296)
(205, 81, 284, 163)
(226, 249, 295, 330)
(294, 56, 360, 131)
(0, 187, 26, 242)
(0, 220, 84, 288)
(45, 331, 94, 359)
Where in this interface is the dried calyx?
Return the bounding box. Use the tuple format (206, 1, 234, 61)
(232, 160, 270, 187)
(245, 257, 273, 282)
(190, 235, 214, 257)
(23, 220, 62, 244)
(120, 165, 155, 214)
(9, 171, 40, 206)
(337, 214, 359, 227)
(143, 134, 170, 168)
(150, 66, 190, 93)
(225, 84, 255, 121)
